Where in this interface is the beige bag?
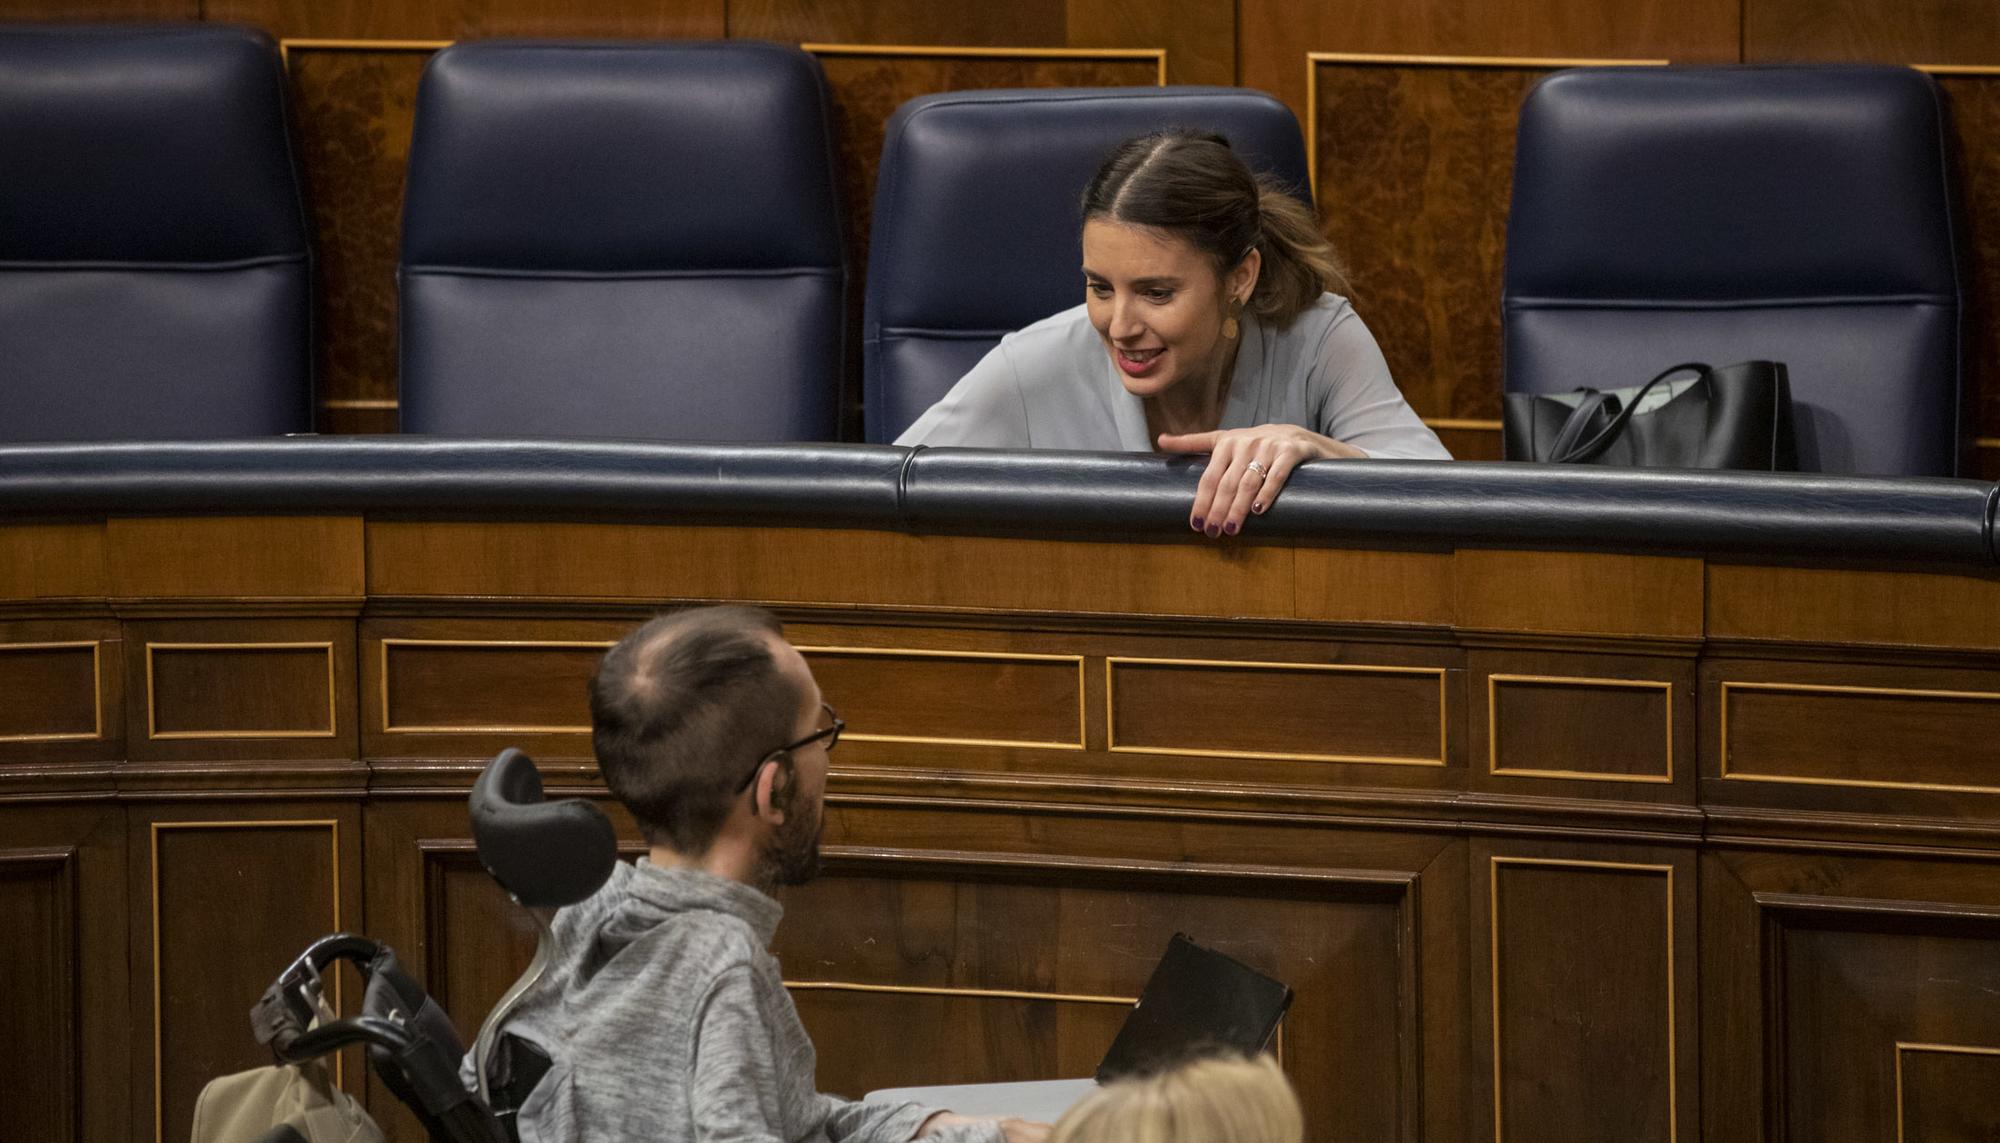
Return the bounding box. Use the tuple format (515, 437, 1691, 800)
(191, 1058, 386, 1143)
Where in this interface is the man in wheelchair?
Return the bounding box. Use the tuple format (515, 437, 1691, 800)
(494, 606, 1046, 1143)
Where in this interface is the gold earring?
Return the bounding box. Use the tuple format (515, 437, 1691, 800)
(1223, 297, 1242, 340)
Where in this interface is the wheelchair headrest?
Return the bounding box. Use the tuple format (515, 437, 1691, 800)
(469, 749, 619, 909)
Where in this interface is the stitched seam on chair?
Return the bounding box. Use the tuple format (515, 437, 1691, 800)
(0, 254, 308, 272)
(1503, 295, 1953, 311)
(399, 265, 842, 281)
(874, 327, 1017, 340)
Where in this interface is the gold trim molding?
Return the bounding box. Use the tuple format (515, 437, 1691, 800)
(1487, 674, 1673, 783)
(151, 819, 342, 1143)
(1303, 52, 1666, 198)
(277, 38, 452, 69)
(804, 42, 1167, 86)
(1894, 1041, 2000, 1143)
(1719, 679, 2000, 794)
(145, 642, 338, 740)
(1105, 656, 1448, 767)
(0, 640, 103, 743)
(801, 645, 1088, 751)
(1488, 856, 1676, 1143)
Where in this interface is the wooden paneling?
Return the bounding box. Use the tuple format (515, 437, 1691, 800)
(0, 642, 101, 742)
(123, 619, 357, 764)
(367, 522, 1300, 619)
(1477, 654, 1685, 789)
(1743, 0, 2000, 65)
(421, 849, 541, 1035)
(1292, 547, 1455, 626)
(1711, 661, 2000, 796)
(0, 808, 129, 1143)
(1701, 849, 2000, 1143)
(1934, 74, 2000, 460)
(146, 643, 335, 739)
(1896, 1043, 2000, 1140)
(282, 42, 434, 435)
(0, 523, 106, 602)
(108, 517, 365, 601)
(1478, 845, 1693, 1143)
(1456, 550, 1704, 639)
(1106, 656, 1448, 766)
(139, 810, 358, 1143)
(1310, 59, 1557, 427)
(804, 647, 1085, 749)
(0, 848, 80, 1143)
(1241, 0, 1737, 137)
(378, 639, 606, 734)
(1707, 563, 2000, 651)
(779, 855, 1422, 1139)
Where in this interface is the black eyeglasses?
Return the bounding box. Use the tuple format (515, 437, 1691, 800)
(734, 702, 843, 794)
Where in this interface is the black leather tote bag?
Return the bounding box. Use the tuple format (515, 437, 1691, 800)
(1503, 360, 1798, 471)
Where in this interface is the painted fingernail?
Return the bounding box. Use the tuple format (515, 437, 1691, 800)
(1224, 521, 1239, 535)
(1191, 516, 1204, 531)
(1205, 523, 1221, 538)
(1253, 501, 1265, 514)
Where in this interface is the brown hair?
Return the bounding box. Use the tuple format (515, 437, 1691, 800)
(589, 606, 800, 855)
(1051, 1053, 1304, 1143)
(1081, 130, 1348, 326)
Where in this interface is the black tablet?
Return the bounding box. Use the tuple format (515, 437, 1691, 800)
(1095, 933, 1293, 1082)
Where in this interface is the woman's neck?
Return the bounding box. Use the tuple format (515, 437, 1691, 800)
(1145, 336, 1243, 439)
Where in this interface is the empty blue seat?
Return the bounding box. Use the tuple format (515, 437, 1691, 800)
(863, 87, 1312, 444)
(0, 24, 311, 441)
(398, 40, 846, 441)
(1503, 66, 1963, 476)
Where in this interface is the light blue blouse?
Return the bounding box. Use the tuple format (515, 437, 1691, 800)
(895, 295, 1450, 459)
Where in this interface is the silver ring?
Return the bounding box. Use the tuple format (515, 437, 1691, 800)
(1245, 459, 1269, 478)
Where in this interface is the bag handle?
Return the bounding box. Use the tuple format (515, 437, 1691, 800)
(1551, 362, 1711, 463)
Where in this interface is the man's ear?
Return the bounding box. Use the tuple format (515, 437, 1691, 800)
(755, 753, 794, 821)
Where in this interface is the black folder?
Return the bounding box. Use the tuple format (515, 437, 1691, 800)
(1095, 933, 1294, 1082)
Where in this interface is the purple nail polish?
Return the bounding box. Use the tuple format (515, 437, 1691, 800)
(1253, 502, 1264, 514)
(1191, 516, 1204, 531)
(1205, 523, 1221, 538)
(1224, 521, 1239, 535)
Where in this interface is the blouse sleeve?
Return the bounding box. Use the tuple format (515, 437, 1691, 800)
(892, 340, 1033, 448)
(1311, 309, 1453, 460)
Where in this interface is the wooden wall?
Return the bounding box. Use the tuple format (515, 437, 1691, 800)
(7, 513, 2000, 1143)
(2, 0, 1996, 469)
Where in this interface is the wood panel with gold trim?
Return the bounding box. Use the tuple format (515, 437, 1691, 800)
(1471, 649, 1694, 804)
(0, 619, 122, 775)
(1700, 848, 2000, 1143)
(123, 620, 358, 764)
(1703, 658, 2000, 814)
(131, 806, 362, 1143)
(1475, 843, 1696, 1143)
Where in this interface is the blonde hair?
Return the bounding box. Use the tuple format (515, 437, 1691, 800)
(1050, 1054, 1304, 1143)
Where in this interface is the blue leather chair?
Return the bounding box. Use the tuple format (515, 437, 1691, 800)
(1503, 66, 1963, 476)
(0, 24, 312, 441)
(863, 87, 1312, 443)
(398, 41, 846, 441)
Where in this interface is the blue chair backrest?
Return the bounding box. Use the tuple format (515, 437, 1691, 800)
(399, 40, 846, 441)
(1503, 66, 1962, 476)
(863, 86, 1312, 443)
(0, 24, 311, 441)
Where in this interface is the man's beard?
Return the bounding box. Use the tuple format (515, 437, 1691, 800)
(757, 795, 823, 890)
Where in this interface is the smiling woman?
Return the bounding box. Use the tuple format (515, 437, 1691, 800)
(896, 130, 1450, 536)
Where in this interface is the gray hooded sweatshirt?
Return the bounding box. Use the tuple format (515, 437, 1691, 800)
(488, 859, 1001, 1143)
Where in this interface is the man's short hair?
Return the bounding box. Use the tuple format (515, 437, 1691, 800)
(589, 606, 801, 854)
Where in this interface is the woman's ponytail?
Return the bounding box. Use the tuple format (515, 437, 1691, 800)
(1248, 179, 1350, 324)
